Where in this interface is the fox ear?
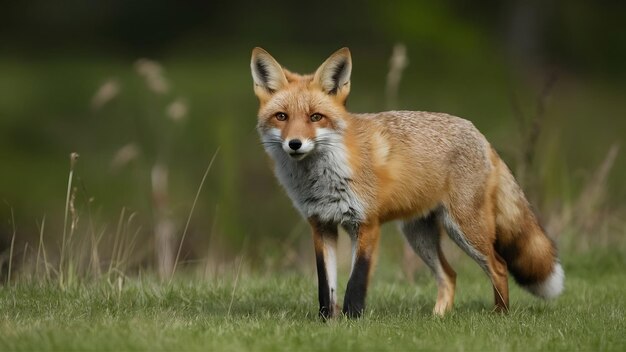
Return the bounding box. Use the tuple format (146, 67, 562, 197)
(251, 47, 288, 95)
(313, 47, 352, 97)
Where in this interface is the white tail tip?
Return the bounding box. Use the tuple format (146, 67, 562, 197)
(524, 263, 565, 299)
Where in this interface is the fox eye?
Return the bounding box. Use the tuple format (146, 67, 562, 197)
(310, 113, 323, 122)
(275, 112, 288, 121)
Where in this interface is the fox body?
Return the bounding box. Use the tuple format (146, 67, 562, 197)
(251, 47, 564, 319)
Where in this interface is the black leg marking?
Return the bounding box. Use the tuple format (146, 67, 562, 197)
(343, 255, 370, 318)
(315, 251, 333, 320)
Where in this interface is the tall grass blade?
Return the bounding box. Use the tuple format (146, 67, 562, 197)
(7, 207, 16, 285)
(60, 153, 79, 287)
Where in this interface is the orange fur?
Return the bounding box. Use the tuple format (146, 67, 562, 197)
(251, 47, 563, 317)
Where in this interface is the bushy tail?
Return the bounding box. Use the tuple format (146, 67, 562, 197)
(493, 160, 564, 299)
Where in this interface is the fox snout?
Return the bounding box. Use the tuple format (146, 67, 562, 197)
(283, 138, 314, 160)
(288, 139, 302, 150)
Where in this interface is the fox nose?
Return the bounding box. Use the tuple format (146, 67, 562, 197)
(288, 139, 302, 151)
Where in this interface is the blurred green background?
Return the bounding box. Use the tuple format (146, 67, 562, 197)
(1, 0, 624, 276)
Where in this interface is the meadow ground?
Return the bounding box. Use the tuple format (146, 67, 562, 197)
(0, 247, 624, 351)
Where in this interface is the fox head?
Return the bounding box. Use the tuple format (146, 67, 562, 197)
(251, 47, 352, 161)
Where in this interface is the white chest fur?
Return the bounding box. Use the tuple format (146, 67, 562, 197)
(265, 140, 366, 225)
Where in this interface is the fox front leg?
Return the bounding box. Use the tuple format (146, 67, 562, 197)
(343, 220, 380, 318)
(309, 218, 339, 320)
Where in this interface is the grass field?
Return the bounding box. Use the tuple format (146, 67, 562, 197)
(1, 247, 623, 351)
(2, 4, 625, 351)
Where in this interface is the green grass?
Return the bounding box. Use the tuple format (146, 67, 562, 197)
(1, 249, 624, 351)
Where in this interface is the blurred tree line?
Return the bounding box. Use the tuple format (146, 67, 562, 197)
(2, 0, 625, 76)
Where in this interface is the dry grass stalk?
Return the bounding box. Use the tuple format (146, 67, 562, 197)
(7, 208, 16, 284)
(573, 143, 619, 228)
(202, 205, 220, 279)
(108, 207, 126, 278)
(135, 59, 169, 95)
(383, 44, 422, 280)
(547, 143, 620, 240)
(152, 163, 175, 280)
(385, 43, 409, 110)
(59, 153, 79, 287)
(120, 221, 142, 272)
(512, 74, 557, 194)
(35, 215, 49, 279)
(78, 182, 102, 278)
(102, 208, 142, 282)
(21, 242, 29, 278)
(166, 98, 188, 122)
(110, 143, 140, 171)
(227, 254, 245, 318)
(69, 187, 79, 242)
(91, 79, 120, 110)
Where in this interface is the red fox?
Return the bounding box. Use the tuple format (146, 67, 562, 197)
(250, 47, 564, 319)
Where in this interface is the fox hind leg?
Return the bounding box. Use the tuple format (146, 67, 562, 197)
(490, 251, 509, 312)
(401, 211, 457, 316)
(441, 207, 509, 312)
